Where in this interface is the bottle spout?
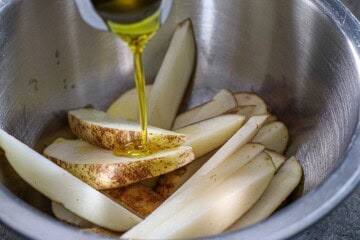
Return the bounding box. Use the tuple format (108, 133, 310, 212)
(74, 0, 173, 32)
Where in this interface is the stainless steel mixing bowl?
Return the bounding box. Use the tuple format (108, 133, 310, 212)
(0, 0, 359, 239)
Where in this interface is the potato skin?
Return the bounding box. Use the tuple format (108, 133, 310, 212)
(68, 113, 186, 151)
(45, 147, 194, 190)
(102, 183, 165, 218)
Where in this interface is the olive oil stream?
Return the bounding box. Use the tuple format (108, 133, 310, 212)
(92, 0, 162, 157)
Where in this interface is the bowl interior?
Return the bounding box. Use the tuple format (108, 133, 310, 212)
(0, 0, 359, 237)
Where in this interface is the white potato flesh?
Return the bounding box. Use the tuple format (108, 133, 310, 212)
(187, 115, 268, 178)
(106, 85, 152, 121)
(228, 157, 302, 230)
(176, 114, 245, 158)
(52, 201, 94, 228)
(172, 89, 238, 129)
(122, 140, 267, 239)
(68, 108, 186, 150)
(264, 114, 278, 125)
(155, 152, 214, 198)
(264, 149, 286, 170)
(253, 121, 289, 153)
(233, 105, 257, 119)
(123, 116, 268, 238)
(127, 152, 275, 239)
(44, 140, 194, 189)
(0, 130, 141, 231)
(234, 93, 268, 115)
(148, 19, 196, 129)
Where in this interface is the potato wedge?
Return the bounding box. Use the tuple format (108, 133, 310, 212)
(264, 114, 277, 125)
(264, 149, 286, 170)
(107, 85, 152, 121)
(52, 201, 94, 228)
(227, 105, 256, 119)
(122, 140, 267, 239)
(148, 19, 196, 129)
(68, 108, 185, 150)
(228, 157, 302, 230)
(123, 116, 268, 236)
(234, 93, 268, 115)
(173, 89, 237, 129)
(176, 114, 245, 158)
(253, 121, 289, 153)
(0, 130, 141, 231)
(44, 139, 194, 189)
(155, 152, 213, 198)
(184, 115, 268, 179)
(53, 182, 164, 225)
(156, 112, 255, 197)
(156, 117, 283, 200)
(102, 183, 164, 218)
(154, 114, 246, 198)
(123, 116, 268, 237)
(125, 152, 275, 239)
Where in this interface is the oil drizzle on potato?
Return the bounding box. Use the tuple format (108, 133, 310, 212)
(91, 0, 161, 157)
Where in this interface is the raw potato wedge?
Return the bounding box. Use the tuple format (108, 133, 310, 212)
(44, 139, 194, 190)
(173, 89, 238, 129)
(156, 122, 284, 200)
(235, 93, 268, 115)
(52, 183, 164, 225)
(127, 152, 275, 239)
(123, 116, 269, 238)
(68, 108, 186, 150)
(52, 202, 94, 228)
(102, 183, 164, 218)
(176, 114, 245, 158)
(264, 114, 278, 125)
(0, 130, 141, 231)
(148, 19, 196, 129)
(181, 115, 268, 180)
(155, 114, 247, 198)
(264, 149, 286, 170)
(253, 121, 289, 153)
(122, 141, 267, 239)
(155, 152, 213, 198)
(228, 157, 302, 230)
(107, 85, 153, 121)
(227, 105, 256, 119)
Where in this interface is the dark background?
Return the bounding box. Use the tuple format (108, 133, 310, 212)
(0, 0, 359, 239)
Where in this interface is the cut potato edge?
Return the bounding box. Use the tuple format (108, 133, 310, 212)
(44, 139, 195, 189)
(52, 201, 95, 228)
(172, 89, 238, 129)
(125, 151, 275, 239)
(68, 108, 186, 150)
(0, 129, 141, 231)
(122, 141, 267, 238)
(253, 121, 289, 154)
(148, 19, 196, 129)
(228, 156, 302, 230)
(155, 152, 213, 198)
(176, 114, 245, 158)
(234, 92, 268, 115)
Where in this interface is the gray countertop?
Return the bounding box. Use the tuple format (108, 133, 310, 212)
(1, 0, 360, 239)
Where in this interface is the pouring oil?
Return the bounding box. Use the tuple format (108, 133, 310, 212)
(91, 0, 162, 157)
